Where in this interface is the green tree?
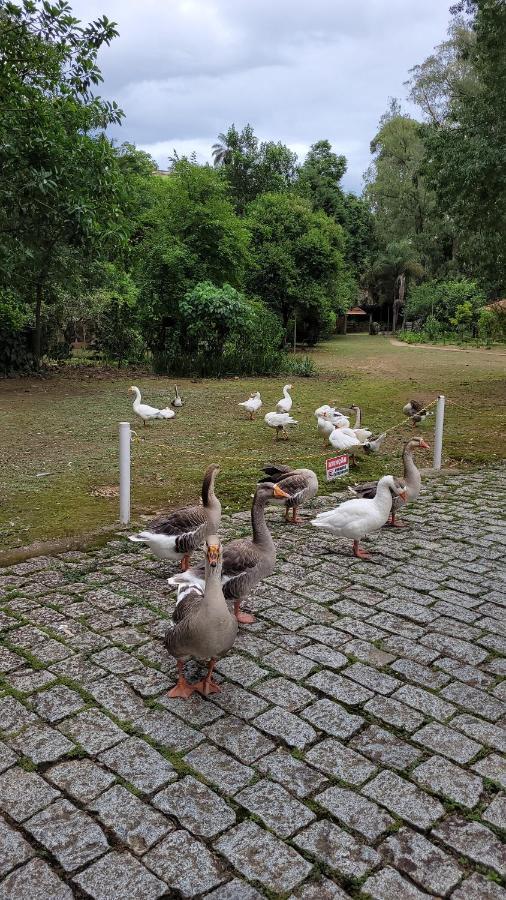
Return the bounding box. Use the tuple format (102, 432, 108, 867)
(212, 124, 298, 213)
(422, 0, 506, 294)
(364, 101, 437, 256)
(366, 240, 424, 330)
(246, 192, 346, 344)
(134, 160, 250, 353)
(0, 0, 124, 367)
(297, 140, 347, 219)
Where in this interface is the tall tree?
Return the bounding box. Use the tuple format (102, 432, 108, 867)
(246, 192, 346, 343)
(212, 124, 298, 213)
(421, 0, 506, 294)
(134, 160, 250, 353)
(366, 240, 424, 330)
(364, 100, 436, 251)
(0, 0, 124, 366)
(297, 140, 347, 219)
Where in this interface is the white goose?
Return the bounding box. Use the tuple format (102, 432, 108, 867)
(239, 391, 262, 420)
(276, 384, 293, 413)
(328, 426, 362, 452)
(311, 475, 407, 560)
(349, 405, 372, 443)
(264, 412, 298, 440)
(129, 386, 175, 425)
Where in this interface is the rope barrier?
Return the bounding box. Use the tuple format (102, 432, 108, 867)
(129, 396, 443, 465)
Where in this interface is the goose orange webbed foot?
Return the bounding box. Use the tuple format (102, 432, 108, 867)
(352, 540, 372, 561)
(168, 678, 196, 699)
(234, 601, 256, 624)
(194, 678, 221, 695)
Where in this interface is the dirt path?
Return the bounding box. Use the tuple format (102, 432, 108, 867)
(390, 337, 506, 357)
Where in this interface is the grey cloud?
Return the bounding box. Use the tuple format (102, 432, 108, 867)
(71, 0, 451, 191)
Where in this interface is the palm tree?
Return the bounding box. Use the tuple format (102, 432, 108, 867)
(367, 240, 424, 331)
(212, 132, 233, 168)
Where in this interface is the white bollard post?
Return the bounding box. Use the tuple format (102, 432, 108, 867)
(433, 395, 445, 470)
(119, 422, 131, 525)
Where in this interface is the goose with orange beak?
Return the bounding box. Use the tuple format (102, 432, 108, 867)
(259, 464, 318, 525)
(311, 475, 407, 560)
(169, 482, 288, 623)
(348, 437, 430, 527)
(165, 536, 237, 699)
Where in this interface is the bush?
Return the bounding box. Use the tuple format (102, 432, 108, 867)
(407, 279, 486, 330)
(0, 292, 35, 375)
(154, 282, 287, 377)
(282, 354, 317, 377)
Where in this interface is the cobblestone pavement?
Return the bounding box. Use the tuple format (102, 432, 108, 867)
(0, 468, 505, 899)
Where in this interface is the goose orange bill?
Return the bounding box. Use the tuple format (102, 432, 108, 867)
(419, 439, 430, 449)
(206, 543, 220, 567)
(273, 484, 290, 499)
(398, 489, 408, 502)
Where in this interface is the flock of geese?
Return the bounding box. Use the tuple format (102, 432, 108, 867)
(127, 381, 432, 699)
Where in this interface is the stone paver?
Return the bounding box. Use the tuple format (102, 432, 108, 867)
(412, 754, 483, 808)
(46, 759, 115, 803)
(25, 798, 108, 872)
(362, 866, 432, 900)
(144, 829, 226, 896)
(89, 785, 171, 853)
(152, 775, 235, 838)
(215, 820, 311, 893)
(256, 749, 326, 797)
(432, 815, 506, 876)
(98, 735, 177, 793)
(0, 467, 505, 897)
(73, 851, 166, 900)
(0, 818, 34, 878)
(293, 819, 380, 878)
(0, 858, 72, 900)
(235, 778, 315, 837)
(183, 744, 254, 794)
(379, 827, 463, 894)
(363, 769, 445, 829)
(316, 785, 394, 840)
(0, 767, 59, 822)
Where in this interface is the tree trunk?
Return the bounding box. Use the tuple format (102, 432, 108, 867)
(34, 283, 43, 369)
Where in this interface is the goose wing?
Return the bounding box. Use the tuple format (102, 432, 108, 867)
(221, 539, 265, 601)
(149, 505, 208, 553)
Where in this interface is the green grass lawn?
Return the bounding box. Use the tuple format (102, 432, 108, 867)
(0, 334, 504, 557)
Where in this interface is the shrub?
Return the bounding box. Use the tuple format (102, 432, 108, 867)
(407, 279, 486, 330)
(282, 354, 317, 377)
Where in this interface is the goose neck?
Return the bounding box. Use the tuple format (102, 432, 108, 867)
(251, 494, 274, 550)
(403, 443, 420, 489)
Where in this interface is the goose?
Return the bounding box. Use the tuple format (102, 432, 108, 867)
(403, 400, 432, 426)
(363, 433, 387, 454)
(348, 437, 429, 526)
(314, 405, 350, 428)
(165, 536, 237, 698)
(317, 412, 335, 446)
(311, 475, 407, 560)
(259, 464, 318, 525)
(348, 405, 373, 443)
(129, 386, 175, 425)
(239, 391, 262, 420)
(171, 385, 184, 408)
(128, 464, 221, 570)
(276, 384, 293, 413)
(328, 426, 362, 452)
(264, 411, 298, 440)
(169, 481, 288, 624)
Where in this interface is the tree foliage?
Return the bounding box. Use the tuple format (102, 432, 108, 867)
(246, 192, 346, 343)
(0, 0, 125, 365)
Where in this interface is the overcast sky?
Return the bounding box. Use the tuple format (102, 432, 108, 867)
(72, 0, 451, 193)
